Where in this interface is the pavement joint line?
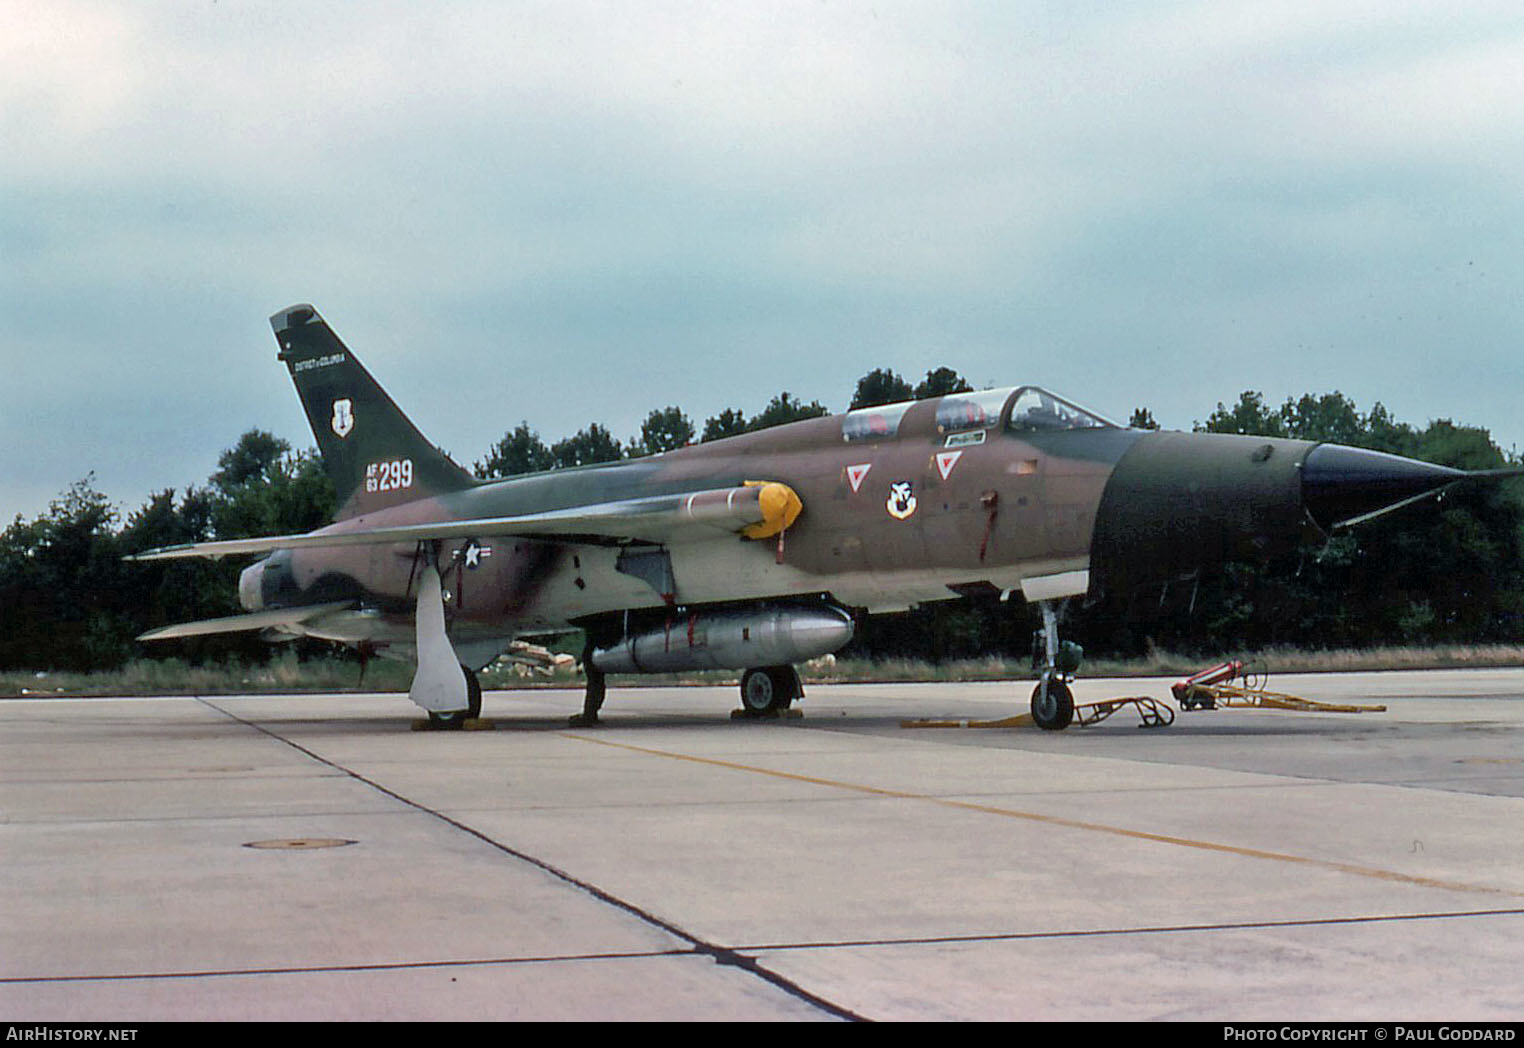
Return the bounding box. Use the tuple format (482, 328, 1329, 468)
(9, 907, 1521, 985)
(0, 949, 696, 985)
(738, 906, 1524, 954)
(568, 733, 1524, 900)
(195, 698, 868, 1023)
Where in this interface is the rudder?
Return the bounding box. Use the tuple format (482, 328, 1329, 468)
(271, 304, 477, 518)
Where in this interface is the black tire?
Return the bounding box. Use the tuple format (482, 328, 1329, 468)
(462, 665, 483, 719)
(1030, 678, 1074, 731)
(771, 665, 801, 708)
(426, 666, 482, 729)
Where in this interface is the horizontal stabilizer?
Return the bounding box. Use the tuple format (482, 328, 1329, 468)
(136, 601, 355, 641)
(126, 483, 801, 561)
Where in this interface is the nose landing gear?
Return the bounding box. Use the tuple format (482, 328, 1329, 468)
(1031, 601, 1081, 731)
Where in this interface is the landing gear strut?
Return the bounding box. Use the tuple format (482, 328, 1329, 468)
(571, 639, 606, 728)
(739, 665, 802, 715)
(1030, 601, 1079, 731)
(409, 544, 478, 729)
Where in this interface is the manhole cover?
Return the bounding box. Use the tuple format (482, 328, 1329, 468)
(243, 838, 357, 850)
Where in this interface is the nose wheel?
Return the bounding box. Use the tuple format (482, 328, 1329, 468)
(1030, 600, 1080, 730)
(1030, 675, 1074, 730)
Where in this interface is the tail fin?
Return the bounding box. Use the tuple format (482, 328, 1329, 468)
(271, 304, 477, 519)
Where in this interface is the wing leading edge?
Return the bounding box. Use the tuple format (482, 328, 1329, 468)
(126, 481, 804, 561)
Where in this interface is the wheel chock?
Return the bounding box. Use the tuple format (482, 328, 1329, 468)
(411, 716, 495, 732)
(731, 707, 804, 720)
(902, 713, 1034, 729)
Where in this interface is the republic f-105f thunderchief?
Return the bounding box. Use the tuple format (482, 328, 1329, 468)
(132, 305, 1514, 729)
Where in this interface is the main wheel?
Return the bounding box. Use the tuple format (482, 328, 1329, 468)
(1030, 678, 1074, 731)
(740, 666, 797, 714)
(740, 668, 777, 713)
(426, 666, 482, 729)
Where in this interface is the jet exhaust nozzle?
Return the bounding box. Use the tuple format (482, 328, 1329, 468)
(591, 603, 854, 675)
(1301, 444, 1465, 531)
(238, 558, 268, 611)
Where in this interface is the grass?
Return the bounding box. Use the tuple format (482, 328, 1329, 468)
(5, 644, 1524, 697)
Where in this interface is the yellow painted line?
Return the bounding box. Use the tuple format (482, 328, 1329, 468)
(568, 733, 1519, 900)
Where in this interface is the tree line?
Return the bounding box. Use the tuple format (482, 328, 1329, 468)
(2, 376, 1519, 673)
(475, 367, 973, 476)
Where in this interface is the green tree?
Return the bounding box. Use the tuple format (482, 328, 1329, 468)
(747, 393, 829, 432)
(211, 429, 289, 490)
(1198, 391, 1286, 437)
(210, 431, 334, 540)
(1363, 402, 1418, 456)
(551, 424, 623, 468)
(1416, 419, 1507, 471)
(913, 367, 974, 399)
(1280, 392, 1364, 445)
(850, 368, 913, 410)
(0, 477, 132, 671)
(701, 408, 748, 443)
(119, 487, 252, 661)
(629, 406, 695, 457)
(1129, 407, 1160, 430)
(476, 421, 555, 478)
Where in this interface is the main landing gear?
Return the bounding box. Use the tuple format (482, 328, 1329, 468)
(569, 637, 606, 728)
(738, 665, 803, 716)
(409, 548, 489, 731)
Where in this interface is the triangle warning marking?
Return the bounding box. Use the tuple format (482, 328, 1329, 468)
(935, 450, 962, 480)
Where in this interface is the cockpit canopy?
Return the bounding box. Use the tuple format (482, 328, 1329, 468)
(1004, 387, 1116, 433)
(842, 386, 1117, 443)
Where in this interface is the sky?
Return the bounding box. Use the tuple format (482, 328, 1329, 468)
(4, 1, 1523, 525)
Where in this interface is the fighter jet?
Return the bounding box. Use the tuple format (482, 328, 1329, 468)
(130, 305, 1517, 729)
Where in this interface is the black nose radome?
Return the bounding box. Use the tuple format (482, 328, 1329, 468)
(1301, 444, 1464, 531)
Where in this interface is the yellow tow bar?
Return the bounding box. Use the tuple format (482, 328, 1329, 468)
(1176, 681, 1386, 715)
(1173, 659, 1385, 714)
(902, 695, 1173, 730)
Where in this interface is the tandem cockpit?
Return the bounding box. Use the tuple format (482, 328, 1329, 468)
(841, 385, 1120, 443)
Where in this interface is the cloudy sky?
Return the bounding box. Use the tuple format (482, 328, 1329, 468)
(4, 1, 1523, 524)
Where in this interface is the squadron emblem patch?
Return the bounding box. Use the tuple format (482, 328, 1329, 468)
(887, 481, 917, 520)
(331, 398, 354, 438)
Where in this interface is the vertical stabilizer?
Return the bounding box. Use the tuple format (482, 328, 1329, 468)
(271, 305, 477, 518)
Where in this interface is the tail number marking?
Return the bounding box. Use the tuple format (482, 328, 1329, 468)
(366, 459, 414, 493)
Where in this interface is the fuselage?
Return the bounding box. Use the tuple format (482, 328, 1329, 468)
(240, 385, 1345, 654)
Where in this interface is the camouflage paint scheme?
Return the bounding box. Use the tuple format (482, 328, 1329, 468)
(134, 305, 1482, 723)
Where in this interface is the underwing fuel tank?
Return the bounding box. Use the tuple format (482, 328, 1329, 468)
(591, 603, 854, 674)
